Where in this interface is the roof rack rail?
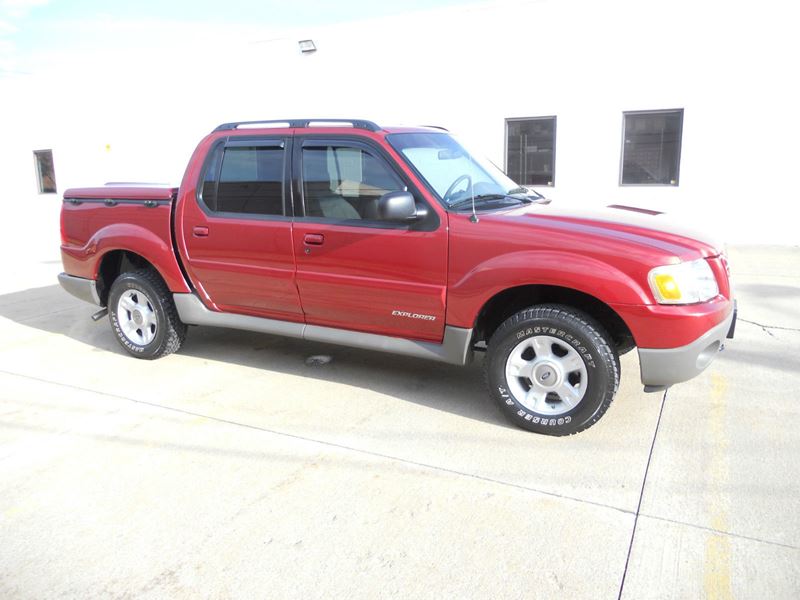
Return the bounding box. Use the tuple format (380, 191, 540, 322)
(213, 119, 382, 133)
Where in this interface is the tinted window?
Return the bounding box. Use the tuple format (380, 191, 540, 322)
(200, 144, 284, 215)
(200, 144, 222, 210)
(302, 145, 405, 220)
(621, 110, 683, 185)
(506, 117, 556, 186)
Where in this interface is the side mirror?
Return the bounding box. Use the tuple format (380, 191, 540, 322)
(378, 191, 426, 221)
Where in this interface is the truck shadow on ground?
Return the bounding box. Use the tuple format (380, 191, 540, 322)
(0, 285, 510, 429)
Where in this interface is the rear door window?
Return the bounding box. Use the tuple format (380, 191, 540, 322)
(199, 142, 285, 216)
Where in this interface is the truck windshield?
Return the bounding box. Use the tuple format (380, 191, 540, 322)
(386, 132, 529, 209)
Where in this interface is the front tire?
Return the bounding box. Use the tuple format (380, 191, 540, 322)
(485, 305, 619, 436)
(108, 269, 187, 359)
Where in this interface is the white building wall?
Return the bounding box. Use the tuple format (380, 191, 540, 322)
(1, 0, 797, 245)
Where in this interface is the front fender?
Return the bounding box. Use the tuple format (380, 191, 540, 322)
(60, 222, 190, 293)
(446, 250, 651, 328)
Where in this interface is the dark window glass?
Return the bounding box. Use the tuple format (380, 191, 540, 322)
(302, 145, 405, 220)
(200, 144, 222, 211)
(621, 110, 683, 185)
(506, 117, 556, 186)
(33, 150, 57, 194)
(210, 146, 284, 215)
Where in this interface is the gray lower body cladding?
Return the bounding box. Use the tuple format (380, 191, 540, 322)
(172, 293, 474, 366)
(58, 273, 102, 306)
(638, 306, 735, 387)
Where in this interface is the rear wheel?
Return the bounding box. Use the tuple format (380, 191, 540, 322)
(485, 304, 619, 436)
(107, 269, 186, 359)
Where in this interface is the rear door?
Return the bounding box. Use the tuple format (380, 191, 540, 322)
(179, 136, 303, 321)
(291, 136, 448, 342)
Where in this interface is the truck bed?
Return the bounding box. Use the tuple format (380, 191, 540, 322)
(60, 184, 189, 296)
(63, 183, 178, 202)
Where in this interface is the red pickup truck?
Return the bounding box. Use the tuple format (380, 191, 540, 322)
(59, 119, 736, 436)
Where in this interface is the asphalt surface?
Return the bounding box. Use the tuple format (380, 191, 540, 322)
(1, 231, 798, 598)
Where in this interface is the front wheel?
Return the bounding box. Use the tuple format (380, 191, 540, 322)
(107, 269, 187, 359)
(485, 305, 619, 436)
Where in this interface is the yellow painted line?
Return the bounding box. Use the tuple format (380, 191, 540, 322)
(703, 373, 733, 600)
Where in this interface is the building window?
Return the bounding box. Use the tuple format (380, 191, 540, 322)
(33, 150, 57, 194)
(620, 109, 683, 185)
(505, 117, 556, 186)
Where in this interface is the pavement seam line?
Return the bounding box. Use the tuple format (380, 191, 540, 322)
(739, 318, 800, 335)
(639, 514, 800, 552)
(617, 387, 668, 600)
(0, 368, 633, 517)
(3, 367, 796, 553)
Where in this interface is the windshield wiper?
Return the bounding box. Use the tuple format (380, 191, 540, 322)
(507, 186, 549, 201)
(448, 194, 530, 209)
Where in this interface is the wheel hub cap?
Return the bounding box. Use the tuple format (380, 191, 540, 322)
(117, 289, 157, 346)
(534, 362, 560, 389)
(504, 334, 589, 416)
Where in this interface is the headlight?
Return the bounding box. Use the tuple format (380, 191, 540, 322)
(648, 258, 719, 304)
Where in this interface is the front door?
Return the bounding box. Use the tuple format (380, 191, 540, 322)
(292, 137, 448, 342)
(179, 136, 303, 321)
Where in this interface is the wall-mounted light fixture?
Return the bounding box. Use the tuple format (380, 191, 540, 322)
(298, 39, 317, 54)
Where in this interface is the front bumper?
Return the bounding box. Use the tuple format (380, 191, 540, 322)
(638, 302, 736, 388)
(58, 273, 102, 306)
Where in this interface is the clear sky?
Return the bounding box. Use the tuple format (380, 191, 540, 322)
(0, 0, 480, 76)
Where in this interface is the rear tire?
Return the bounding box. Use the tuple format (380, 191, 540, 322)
(484, 304, 619, 436)
(107, 269, 187, 359)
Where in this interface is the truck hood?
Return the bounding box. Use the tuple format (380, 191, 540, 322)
(497, 202, 724, 260)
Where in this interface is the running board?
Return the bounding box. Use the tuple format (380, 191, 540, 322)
(173, 293, 473, 366)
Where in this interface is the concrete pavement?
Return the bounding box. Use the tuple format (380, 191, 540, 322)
(0, 243, 798, 599)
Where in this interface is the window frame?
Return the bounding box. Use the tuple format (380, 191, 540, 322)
(33, 149, 57, 194)
(619, 108, 684, 187)
(195, 136, 292, 220)
(504, 116, 557, 187)
(293, 135, 439, 232)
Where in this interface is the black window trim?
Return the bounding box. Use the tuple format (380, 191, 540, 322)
(293, 135, 440, 232)
(224, 139, 285, 149)
(619, 108, 684, 187)
(195, 135, 293, 221)
(504, 115, 557, 188)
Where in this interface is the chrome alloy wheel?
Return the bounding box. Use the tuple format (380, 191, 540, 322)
(504, 335, 588, 416)
(117, 289, 158, 346)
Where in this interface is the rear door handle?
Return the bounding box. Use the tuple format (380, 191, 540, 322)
(193, 226, 209, 237)
(304, 233, 324, 245)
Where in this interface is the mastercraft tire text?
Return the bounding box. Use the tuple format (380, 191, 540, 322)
(484, 304, 620, 436)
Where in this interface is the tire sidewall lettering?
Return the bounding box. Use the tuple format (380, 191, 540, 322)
(511, 326, 596, 370)
(488, 311, 614, 433)
(500, 324, 597, 426)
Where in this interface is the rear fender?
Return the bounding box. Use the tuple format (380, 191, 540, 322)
(61, 223, 190, 293)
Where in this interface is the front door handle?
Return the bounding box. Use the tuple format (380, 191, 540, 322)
(304, 233, 324, 245)
(193, 226, 209, 237)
